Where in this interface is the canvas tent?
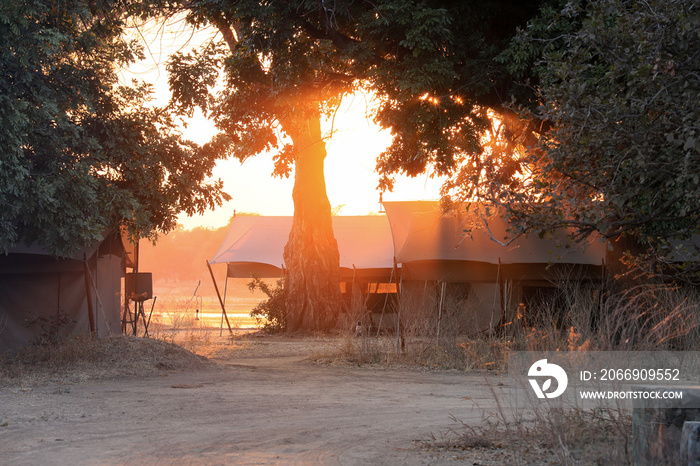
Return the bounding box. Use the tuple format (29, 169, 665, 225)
(210, 215, 396, 282)
(209, 215, 398, 325)
(382, 201, 606, 282)
(209, 203, 609, 332)
(382, 201, 608, 329)
(0, 232, 128, 351)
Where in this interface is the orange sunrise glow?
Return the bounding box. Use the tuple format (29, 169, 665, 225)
(122, 23, 443, 231)
(7, 3, 682, 464)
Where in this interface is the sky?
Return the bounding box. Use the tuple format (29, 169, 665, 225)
(123, 21, 443, 231)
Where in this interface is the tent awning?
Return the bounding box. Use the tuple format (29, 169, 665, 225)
(210, 215, 396, 278)
(382, 201, 607, 266)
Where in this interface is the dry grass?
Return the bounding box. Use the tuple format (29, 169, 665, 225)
(167, 330, 251, 360)
(315, 334, 509, 372)
(516, 281, 700, 352)
(314, 283, 510, 371)
(323, 281, 700, 368)
(321, 280, 700, 464)
(427, 406, 632, 465)
(124, 299, 252, 360)
(0, 335, 211, 387)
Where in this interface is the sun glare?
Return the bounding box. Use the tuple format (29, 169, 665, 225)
(121, 23, 443, 230)
(188, 93, 444, 229)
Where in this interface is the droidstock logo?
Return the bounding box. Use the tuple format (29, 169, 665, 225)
(528, 359, 568, 399)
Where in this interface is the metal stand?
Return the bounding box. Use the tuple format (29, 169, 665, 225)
(123, 294, 156, 337)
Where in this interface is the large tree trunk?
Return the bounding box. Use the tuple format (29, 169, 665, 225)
(282, 111, 342, 332)
(209, 19, 342, 331)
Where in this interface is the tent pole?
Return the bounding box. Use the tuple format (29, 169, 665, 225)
(94, 254, 99, 337)
(490, 257, 502, 339)
(376, 265, 395, 337)
(83, 255, 96, 336)
(207, 260, 233, 335)
(220, 273, 229, 337)
(121, 294, 129, 334)
(145, 297, 157, 335)
(498, 257, 505, 337)
(437, 281, 446, 343)
(380, 265, 395, 314)
(394, 257, 404, 353)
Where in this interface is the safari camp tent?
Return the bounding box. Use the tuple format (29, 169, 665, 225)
(209, 215, 398, 317)
(382, 201, 608, 330)
(210, 215, 396, 280)
(210, 203, 607, 332)
(0, 232, 128, 351)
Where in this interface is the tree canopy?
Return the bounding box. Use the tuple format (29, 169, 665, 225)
(154, 0, 549, 329)
(0, 0, 230, 256)
(135, 0, 697, 329)
(447, 0, 700, 276)
(164, 0, 548, 186)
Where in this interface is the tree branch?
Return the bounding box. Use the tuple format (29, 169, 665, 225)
(208, 12, 238, 52)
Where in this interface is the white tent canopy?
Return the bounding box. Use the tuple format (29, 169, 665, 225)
(210, 215, 395, 278)
(382, 201, 606, 265)
(210, 202, 607, 284)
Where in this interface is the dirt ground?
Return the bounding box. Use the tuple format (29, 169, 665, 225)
(0, 335, 536, 465)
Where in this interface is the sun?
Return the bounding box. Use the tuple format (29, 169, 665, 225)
(179, 93, 444, 230)
(121, 23, 443, 230)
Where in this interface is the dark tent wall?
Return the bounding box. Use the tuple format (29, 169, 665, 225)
(93, 253, 124, 335)
(0, 234, 125, 352)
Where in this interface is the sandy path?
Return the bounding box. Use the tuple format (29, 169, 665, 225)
(0, 338, 508, 465)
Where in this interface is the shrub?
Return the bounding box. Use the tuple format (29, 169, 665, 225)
(248, 277, 287, 333)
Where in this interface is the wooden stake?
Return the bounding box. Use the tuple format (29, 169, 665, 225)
(145, 297, 157, 335)
(207, 260, 233, 335)
(83, 256, 96, 336)
(394, 257, 404, 353)
(437, 281, 446, 343)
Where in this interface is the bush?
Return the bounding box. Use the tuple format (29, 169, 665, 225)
(248, 277, 287, 333)
(24, 309, 74, 346)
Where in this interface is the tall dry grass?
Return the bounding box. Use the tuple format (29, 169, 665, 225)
(334, 278, 700, 371)
(333, 281, 505, 369)
(436, 400, 632, 464)
(331, 279, 700, 463)
(516, 281, 700, 353)
(148, 301, 249, 359)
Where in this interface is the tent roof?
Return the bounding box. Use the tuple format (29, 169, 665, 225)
(210, 202, 607, 280)
(7, 239, 102, 260)
(210, 215, 395, 271)
(2, 230, 129, 274)
(382, 201, 606, 265)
